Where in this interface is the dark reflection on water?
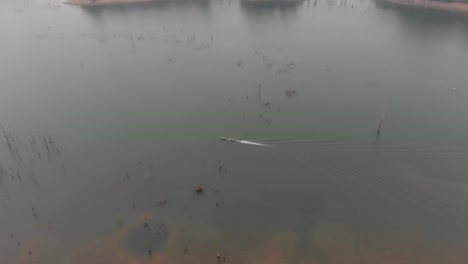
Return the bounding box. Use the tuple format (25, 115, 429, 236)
(239, 1, 303, 23)
(81, 0, 212, 19)
(375, 0, 468, 54)
(240, 0, 304, 10)
(377, 1, 468, 21)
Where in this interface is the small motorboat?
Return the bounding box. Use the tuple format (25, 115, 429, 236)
(228, 138, 237, 142)
(220, 137, 227, 141)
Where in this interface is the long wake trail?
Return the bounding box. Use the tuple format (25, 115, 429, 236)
(260, 146, 468, 229)
(237, 140, 270, 147)
(222, 137, 468, 226)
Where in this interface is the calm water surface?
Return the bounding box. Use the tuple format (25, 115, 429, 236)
(1, 0, 468, 263)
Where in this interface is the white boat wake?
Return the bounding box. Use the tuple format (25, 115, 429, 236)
(220, 137, 270, 147)
(238, 140, 270, 147)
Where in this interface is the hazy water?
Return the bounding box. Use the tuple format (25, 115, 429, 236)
(2, 0, 468, 263)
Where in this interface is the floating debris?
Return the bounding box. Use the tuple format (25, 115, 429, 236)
(0, 128, 61, 162)
(285, 89, 298, 97)
(125, 217, 168, 255)
(32, 207, 38, 218)
(377, 104, 388, 136)
(195, 185, 204, 193)
(275, 69, 290, 75)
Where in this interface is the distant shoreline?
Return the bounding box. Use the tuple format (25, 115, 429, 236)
(241, 0, 304, 3)
(64, 0, 156, 6)
(378, 0, 468, 14)
(64, 0, 304, 6)
(64, 0, 468, 10)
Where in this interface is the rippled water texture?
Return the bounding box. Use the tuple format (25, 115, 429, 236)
(1, 0, 468, 263)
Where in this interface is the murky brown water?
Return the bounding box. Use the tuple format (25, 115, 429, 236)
(1, 0, 468, 263)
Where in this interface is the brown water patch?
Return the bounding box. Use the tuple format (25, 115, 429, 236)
(4, 216, 468, 264)
(61, 229, 130, 264)
(3, 234, 59, 264)
(243, 231, 301, 264)
(306, 221, 468, 264)
(62, 212, 170, 264)
(125, 215, 168, 255)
